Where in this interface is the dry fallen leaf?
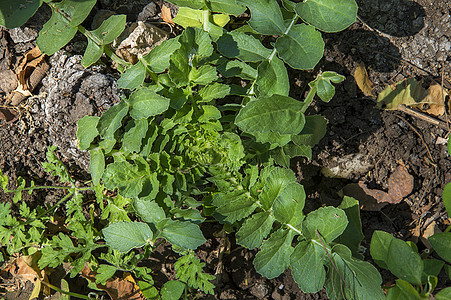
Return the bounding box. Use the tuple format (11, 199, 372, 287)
(387, 165, 414, 204)
(0, 107, 18, 122)
(354, 62, 375, 96)
(420, 221, 441, 249)
(417, 81, 448, 116)
(161, 5, 174, 25)
(377, 78, 428, 110)
(81, 264, 145, 300)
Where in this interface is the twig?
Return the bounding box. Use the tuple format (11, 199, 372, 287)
(397, 105, 449, 130)
(394, 114, 435, 164)
(440, 61, 450, 131)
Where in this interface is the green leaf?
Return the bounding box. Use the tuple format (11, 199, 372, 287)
(103, 221, 153, 253)
(117, 62, 146, 90)
(325, 244, 384, 300)
(386, 238, 423, 285)
(273, 183, 305, 224)
(160, 219, 205, 249)
(89, 148, 105, 186)
(258, 167, 297, 210)
(292, 115, 327, 147)
(236, 211, 275, 249)
(216, 31, 271, 62)
(254, 229, 295, 279)
(198, 83, 231, 102)
(82, 15, 126, 67)
(0, 0, 42, 29)
(161, 280, 186, 300)
(290, 241, 327, 293)
(37, 0, 97, 55)
(335, 196, 364, 257)
(174, 253, 215, 294)
(421, 259, 444, 284)
(256, 56, 289, 97)
(134, 199, 166, 226)
(122, 119, 148, 153)
(95, 265, 117, 284)
(429, 232, 451, 263)
(240, 0, 286, 35)
(77, 116, 99, 150)
(275, 24, 324, 70)
(391, 279, 422, 300)
(142, 37, 181, 73)
(189, 65, 218, 85)
(102, 161, 148, 198)
(173, 6, 203, 28)
(295, 0, 358, 33)
(166, 0, 205, 9)
(302, 206, 348, 244)
(436, 287, 451, 300)
(208, 0, 246, 16)
(443, 182, 451, 217)
(97, 100, 129, 138)
(213, 191, 258, 223)
(370, 230, 396, 269)
(316, 78, 336, 102)
(235, 95, 305, 135)
(129, 87, 170, 119)
(217, 59, 258, 80)
(138, 281, 159, 299)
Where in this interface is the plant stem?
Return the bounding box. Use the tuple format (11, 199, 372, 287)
(41, 280, 91, 300)
(300, 85, 317, 113)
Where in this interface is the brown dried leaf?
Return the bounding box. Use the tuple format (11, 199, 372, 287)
(161, 5, 174, 25)
(0, 107, 18, 122)
(342, 182, 389, 211)
(387, 165, 414, 204)
(81, 265, 145, 300)
(354, 62, 374, 96)
(420, 221, 441, 249)
(417, 82, 448, 116)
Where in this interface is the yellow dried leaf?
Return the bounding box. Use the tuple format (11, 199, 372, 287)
(354, 62, 374, 96)
(377, 78, 427, 110)
(418, 82, 448, 116)
(161, 5, 174, 25)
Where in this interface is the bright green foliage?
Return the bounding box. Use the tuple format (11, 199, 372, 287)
(429, 233, 451, 263)
(161, 280, 186, 300)
(174, 252, 215, 294)
(0, 0, 42, 29)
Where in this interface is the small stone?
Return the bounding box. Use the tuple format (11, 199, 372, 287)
(250, 282, 269, 299)
(9, 27, 38, 44)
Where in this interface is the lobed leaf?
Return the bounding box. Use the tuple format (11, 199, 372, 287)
(236, 211, 275, 249)
(77, 116, 99, 150)
(129, 88, 170, 119)
(103, 221, 153, 253)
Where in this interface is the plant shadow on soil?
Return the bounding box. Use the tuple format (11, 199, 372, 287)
(1, 0, 451, 299)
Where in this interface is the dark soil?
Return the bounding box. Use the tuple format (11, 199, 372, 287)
(1, 0, 450, 299)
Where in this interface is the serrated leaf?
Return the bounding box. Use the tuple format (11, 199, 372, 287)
(236, 211, 275, 249)
(129, 87, 170, 119)
(240, 0, 286, 35)
(256, 56, 289, 97)
(95, 265, 117, 284)
(302, 206, 348, 244)
(290, 241, 327, 293)
(429, 232, 451, 263)
(134, 199, 166, 226)
(77, 116, 99, 150)
(198, 105, 222, 122)
(160, 219, 205, 249)
(189, 65, 218, 85)
(142, 37, 181, 73)
(295, 0, 358, 33)
(208, 0, 246, 16)
(217, 31, 271, 62)
(235, 95, 305, 135)
(89, 148, 104, 186)
(273, 183, 305, 224)
(102, 161, 148, 198)
(118, 62, 146, 90)
(325, 244, 384, 300)
(258, 167, 297, 210)
(275, 24, 324, 70)
(0, 0, 42, 29)
(103, 221, 153, 253)
(213, 191, 258, 223)
(386, 238, 423, 285)
(292, 115, 327, 147)
(174, 253, 215, 294)
(97, 100, 129, 139)
(254, 229, 294, 279)
(37, 0, 97, 55)
(198, 83, 231, 102)
(217, 59, 258, 80)
(122, 118, 148, 153)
